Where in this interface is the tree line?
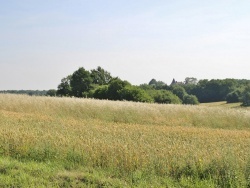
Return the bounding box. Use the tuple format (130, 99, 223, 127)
(182, 78, 250, 106)
(2, 66, 249, 106)
(50, 66, 250, 106)
(0, 90, 47, 96)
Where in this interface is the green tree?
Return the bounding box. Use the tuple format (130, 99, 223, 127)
(226, 89, 242, 103)
(191, 79, 236, 103)
(93, 85, 109, 99)
(46, 89, 57, 97)
(120, 86, 153, 103)
(241, 85, 250, 106)
(106, 79, 131, 100)
(70, 67, 93, 97)
(184, 77, 198, 85)
(148, 90, 182, 104)
(57, 75, 72, 96)
(149, 79, 157, 86)
(172, 85, 187, 101)
(139, 83, 155, 90)
(91, 66, 112, 85)
(148, 79, 167, 89)
(183, 94, 199, 105)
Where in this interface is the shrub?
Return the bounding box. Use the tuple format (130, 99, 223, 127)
(241, 88, 250, 106)
(171, 86, 187, 101)
(93, 85, 109, 99)
(106, 79, 131, 100)
(119, 86, 153, 103)
(183, 94, 199, 105)
(46, 89, 57, 97)
(149, 90, 182, 104)
(226, 90, 242, 103)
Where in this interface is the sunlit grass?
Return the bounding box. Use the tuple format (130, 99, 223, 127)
(0, 94, 250, 187)
(200, 101, 246, 109)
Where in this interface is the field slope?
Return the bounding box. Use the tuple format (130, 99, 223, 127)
(0, 94, 250, 187)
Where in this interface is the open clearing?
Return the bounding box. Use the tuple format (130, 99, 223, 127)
(200, 101, 244, 109)
(0, 94, 249, 187)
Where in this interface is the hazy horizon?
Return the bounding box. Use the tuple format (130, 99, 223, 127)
(1, 0, 250, 90)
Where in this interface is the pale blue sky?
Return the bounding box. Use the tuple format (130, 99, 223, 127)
(1, 0, 250, 89)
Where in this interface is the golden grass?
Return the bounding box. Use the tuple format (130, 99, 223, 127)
(0, 94, 250, 186)
(200, 101, 247, 109)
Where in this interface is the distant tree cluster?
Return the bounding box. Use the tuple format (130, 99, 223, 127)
(53, 67, 199, 105)
(56, 67, 154, 103)
(2, 67, 250, 106)
(241, 85, 250, 106)
(182, 79, 250, 106)
(0, 90, 47, 96)
(14, 66, 245, 107)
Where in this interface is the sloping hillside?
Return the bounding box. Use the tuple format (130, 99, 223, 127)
(0, 94, 249, 187)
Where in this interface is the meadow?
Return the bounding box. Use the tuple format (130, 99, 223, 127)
(0, 94, 250, 187)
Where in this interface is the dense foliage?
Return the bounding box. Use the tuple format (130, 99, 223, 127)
(54, 66, 250, 106)
(0, 90, 47, 96)
(226, 89, 243, 103)
(3, 66, 249, 106)
(241, 85, 250, 106)
(147, 89, 182, 104)
(56, 67, 184, 104)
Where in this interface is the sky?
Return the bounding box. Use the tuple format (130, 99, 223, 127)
(1, 0, 250, 90)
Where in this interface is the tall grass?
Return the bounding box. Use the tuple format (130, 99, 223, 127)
(0, 94, 250, 187)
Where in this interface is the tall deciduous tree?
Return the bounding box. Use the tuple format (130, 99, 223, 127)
(57, 75, 72, 96)
(184, 77, 198, 85)
(70, 67, 92, 97)
(149, 79, 157, 86)
(148, 79, 167, 89)
(107, 78, 131, 100)
(172, 85, 187, 101)
(91, 66, 112, 85)
(241, 85, 250, 106)
(226, 89, 242, 103)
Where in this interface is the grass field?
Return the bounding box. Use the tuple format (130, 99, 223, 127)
(0, 94, 250, 187)
(200, 101, 243, 108)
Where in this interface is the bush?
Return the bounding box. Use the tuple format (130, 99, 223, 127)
(183, 95, 199, 105)
(171, 86, 187, 101)
(226, 90, 242, 103)
(92, 82, 153, 103)
(93, 85, 109, 99)
(46, 89, 57, 97)
(106, 79, 131, 100)
(149, 90, 182, 104)
(241, 86, 250, 106)
(120, 86, 154, 103)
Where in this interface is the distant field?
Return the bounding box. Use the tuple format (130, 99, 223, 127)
(200, 101, 244, 108)
(0, 94, 249, 187)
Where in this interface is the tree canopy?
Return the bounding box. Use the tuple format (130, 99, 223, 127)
(70, 67, 93, 97)
(91, 66, 112, 85)
(241, 85, 250, 106)
(3, 68, 250, 107)
(52, 66, 250, 106)
(57, 75, 72, 97)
